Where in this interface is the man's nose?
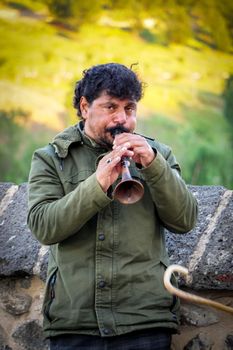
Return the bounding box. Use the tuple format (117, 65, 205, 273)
(113, 109, 127, 124)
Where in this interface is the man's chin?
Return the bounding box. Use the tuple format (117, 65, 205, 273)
(98, 136, 113, 150)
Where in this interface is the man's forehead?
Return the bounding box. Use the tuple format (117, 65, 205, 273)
(97, 91, 137, 104)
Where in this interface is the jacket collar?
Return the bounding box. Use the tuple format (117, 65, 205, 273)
(51, 121, 108, 158)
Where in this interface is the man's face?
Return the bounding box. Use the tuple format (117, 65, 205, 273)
(80, 91, 137, 148)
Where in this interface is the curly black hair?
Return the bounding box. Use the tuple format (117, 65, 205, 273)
(73, 63, 144, 117)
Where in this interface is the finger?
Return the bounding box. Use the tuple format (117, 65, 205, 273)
(114, 135, 147, 150)
(132, 145, 154, 158)
(112, 141, 131, 150)
(112, 144, 134, 158)
(104, 156, 121, 168)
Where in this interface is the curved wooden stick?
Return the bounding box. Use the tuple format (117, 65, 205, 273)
(164, 264, 233, 315)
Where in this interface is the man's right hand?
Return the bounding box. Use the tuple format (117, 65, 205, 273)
(96, 143, 134, 193)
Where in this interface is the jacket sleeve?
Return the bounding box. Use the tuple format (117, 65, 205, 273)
(140, 146, 198, 234)
(27, 148, 111, 245)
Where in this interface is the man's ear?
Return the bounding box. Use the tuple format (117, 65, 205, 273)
(80, 96, 89, 119)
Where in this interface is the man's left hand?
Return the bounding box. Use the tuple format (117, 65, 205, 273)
(113, 133, 155, 168)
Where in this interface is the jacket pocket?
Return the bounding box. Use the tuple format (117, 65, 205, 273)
(63, 170, 94, 193)
(43, 267, 58, 322)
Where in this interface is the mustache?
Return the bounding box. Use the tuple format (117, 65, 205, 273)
(106, 125, 130, 137)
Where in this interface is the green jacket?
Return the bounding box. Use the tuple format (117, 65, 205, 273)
(27, 122, 198, 338)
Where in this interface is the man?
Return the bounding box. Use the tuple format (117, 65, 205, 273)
(27, 63, 198, 350)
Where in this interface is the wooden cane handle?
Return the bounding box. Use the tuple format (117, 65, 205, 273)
(164, 264, 233, 315)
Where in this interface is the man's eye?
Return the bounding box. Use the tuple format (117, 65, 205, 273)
(126, 106, 135, 112)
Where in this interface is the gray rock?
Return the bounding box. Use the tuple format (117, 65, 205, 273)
(190, 188, 233, 290)
(19, 276, 31, 289)
(0, 183, 13, 203)
(224, 334, 233, 350)
(0, 278, 16, 293)
(184, 333, 214, 350)
(12, 320, 49, 350)
(0, 325, 7, 346)
(166, 185, 226, 268)
(0, 277, 32, 315)
(0, 291, 32, 316)
(0, 346, 12, 350)
(0, 183, 41, 276)
(180, 304, 219, 327)
(167, 186, 233, 290)
(0, 324, 12, 350)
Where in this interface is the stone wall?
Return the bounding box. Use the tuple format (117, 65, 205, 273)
(0, 183, 233, 350)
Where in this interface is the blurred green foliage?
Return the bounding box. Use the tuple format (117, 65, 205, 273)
(137, 103, 233, 188)
(40, 0, 233, 51)
(0, 109, 55, 183)
(223, 75, 233, 130)
(0, 109, 28, 183)
(0, 0, 233, 188)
